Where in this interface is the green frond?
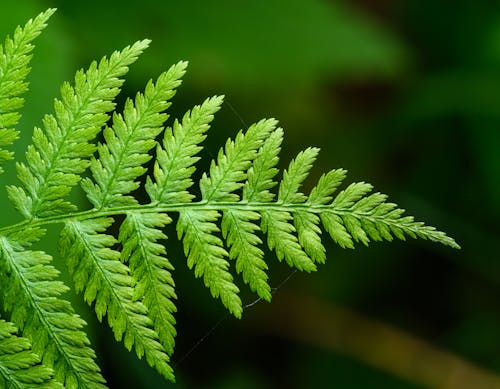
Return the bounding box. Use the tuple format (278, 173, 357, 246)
(197, 119, 278, 302)
(221, 209, 271, 301)
(331, 181, 374, 209)
(0, 9, 460, 386)
(244, 133, 319, 269)
(321, 182, 460, 249)
(278, 147, 319, 203)
(5, 225, 46, 247)
(147, 95, 224, 204)
(0, 237, 106, 388)
(276, 148, 324, 263)
(82, 61, 187, 209)
(7, 39, 150, 218)
(0, 9, 55, 174)
(221, 128, 285, 299)
(294, 211, 326, 264)
(307, 169, 347, 205)
(178, 209, 242, 317)
(0, 318, 62, 389)
(261, 210, 317, 272)
(60, 218, 174, 382)
(320, 212, 355, 249)
(243, 128, 283, 202)
(119, 212, 177, 355)
(307, 169, 351, 250)
(200, 118, 277, 202)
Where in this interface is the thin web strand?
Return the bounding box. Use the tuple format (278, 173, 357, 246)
(173, 270, 297, 368)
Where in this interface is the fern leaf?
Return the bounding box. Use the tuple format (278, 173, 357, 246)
(331, 181, 374, 209)
(82, 61, 187, 209)
(243, 128, 283, 202)
(178, 209, 242, 317)
(240, 127, 319, 284)
(293, 211, 326, 264)
(221, 128, 285, 300)
(277, 147, 327, 264)
(0, 318, 62, 389)
(8, 39, 150, 218)
(320, 212, 355, 249)
(214, 123, 280, 301)
(0, 9, 460, 386)
(317, 181, 461, 249)
(206, 119, 277, 302)
(308, 169, 352, 249)
(247, 142, 317, 271)
(178, 119, 277, 315)
(278, 147, 319, 204)
(294, 168, 346, 264)
(200, 118, 277, 202)
(261, 210, 317, 272)
(60, 218, 174, 382)
(0, 237, 106, 388)
(221, 209, 271, 301)
(147, 95, 224, 204)
(119, 212, 177, 356)
(307, 168, 347, 206)
(0, 9, 54, 174)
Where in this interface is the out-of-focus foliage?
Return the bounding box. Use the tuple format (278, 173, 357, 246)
(0, 0, 498, 388)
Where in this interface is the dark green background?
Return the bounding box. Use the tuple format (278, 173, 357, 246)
(1, 1, 499, 388)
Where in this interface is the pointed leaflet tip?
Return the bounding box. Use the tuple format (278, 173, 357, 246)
(131, 38, 152, 53)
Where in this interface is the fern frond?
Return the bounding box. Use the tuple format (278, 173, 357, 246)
(293, 169, 346, 262)
(177, 119, 277, 314)
(331, 190, 458, 248)
(278, 148, 326, 264)
(262, 209, 318, 271)
(0, 237, 106, 388)
(119, 212, 177, 356)
(217, 128, 284, 300)
(7, 39, 150, 218)
(278, 147, 319, 204)
(60, 218, 174, 382)
(212, 119, 279, 300)
(0, 8, 460, 386)
(221, 209, 270, 301)
(216, 128, 284, 300)
(245, 137, 318, 271)
(178, 209, 242, 317)
(82, 61, 187, 209)
(146, 95, 224, 204)
(199, 118, 277, 202)
(0, 9, 54, 174)
(0, 318, 62, 389)
(308, 169, 347, 205)
(243, 128, 283, 202)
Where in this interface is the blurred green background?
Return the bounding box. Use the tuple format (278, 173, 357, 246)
(1, 1, 499, 388)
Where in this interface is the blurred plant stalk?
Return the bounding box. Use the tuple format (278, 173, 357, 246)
(254, 292, 500, 389)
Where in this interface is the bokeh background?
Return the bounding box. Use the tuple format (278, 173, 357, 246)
(1, 1, 499, 388)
